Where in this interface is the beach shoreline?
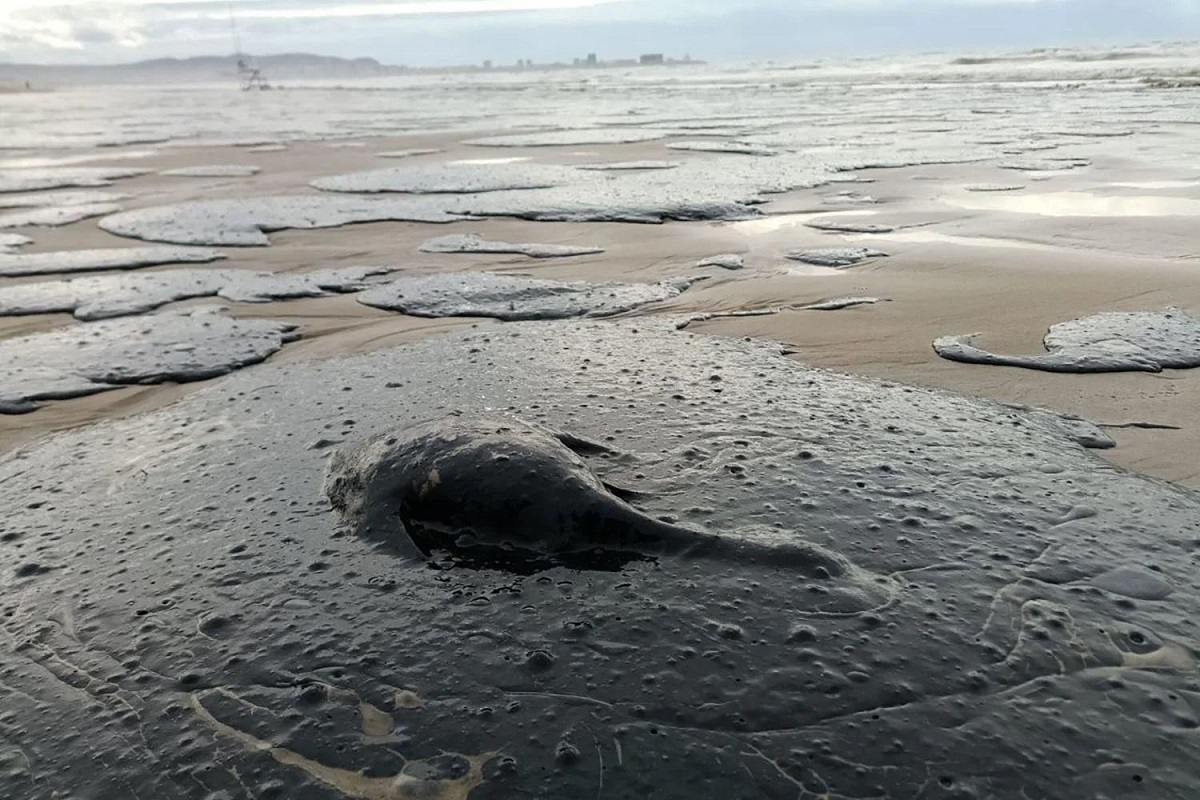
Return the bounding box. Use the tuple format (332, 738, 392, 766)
(2, 134, 1197, 484)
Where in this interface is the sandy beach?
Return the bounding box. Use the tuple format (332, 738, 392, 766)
(3, 45, 1200, 799)
(3, 135, 1198, 483)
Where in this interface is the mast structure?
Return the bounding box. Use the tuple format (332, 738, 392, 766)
(228, 1, 271, 91)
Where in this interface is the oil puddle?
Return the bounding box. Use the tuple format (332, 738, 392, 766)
(377, 148, 442, 159)
(935, 309, 1200, 373)
(0, 245, 225, 277)
(1107, 180, 1200, 190)
(0, 308, 298, 412)
(0, 149, 159, 169)
(356, 273, 697, 320)
(0, 265, 390, 320)
(99, 194, 459, 245)
(419, 233, 603, 259)
(0, 166, 149, 193)
(447, 157, 532, 165)
(160, 165, 261, 178)
(783, 262, 849, 276)
(465, 129, 673, 147)
(943, 190, 1200, 217)
(728, 209, 873, 235)
(785, 247, 887, 267)
(311, 162, 573, 194)
(846, 229, 1050, 250)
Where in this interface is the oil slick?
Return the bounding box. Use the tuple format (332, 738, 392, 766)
(356, 273, 696, 321)
(935, 310, 1200, 373)
(3, 320, 1199, 797)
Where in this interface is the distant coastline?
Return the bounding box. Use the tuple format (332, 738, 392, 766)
(0, 51, 705, 89)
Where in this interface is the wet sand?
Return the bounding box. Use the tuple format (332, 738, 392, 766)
(2, 135, 1197, 485)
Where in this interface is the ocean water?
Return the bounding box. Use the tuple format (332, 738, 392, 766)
(1, 41, 1197, 166)
(4, 41, 1196, 252)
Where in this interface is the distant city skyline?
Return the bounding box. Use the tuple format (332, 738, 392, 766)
(2, 0, 1199, 65)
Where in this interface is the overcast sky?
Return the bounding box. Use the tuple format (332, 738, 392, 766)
(2, 0, 1198, 65)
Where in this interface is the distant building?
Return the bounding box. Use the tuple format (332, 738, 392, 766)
(639, 53, 664, 66)
(586, 53, 598, 66)
(483, 60, 492, 69)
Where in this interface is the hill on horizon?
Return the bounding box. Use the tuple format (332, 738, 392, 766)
(0, 53, 407, 87)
